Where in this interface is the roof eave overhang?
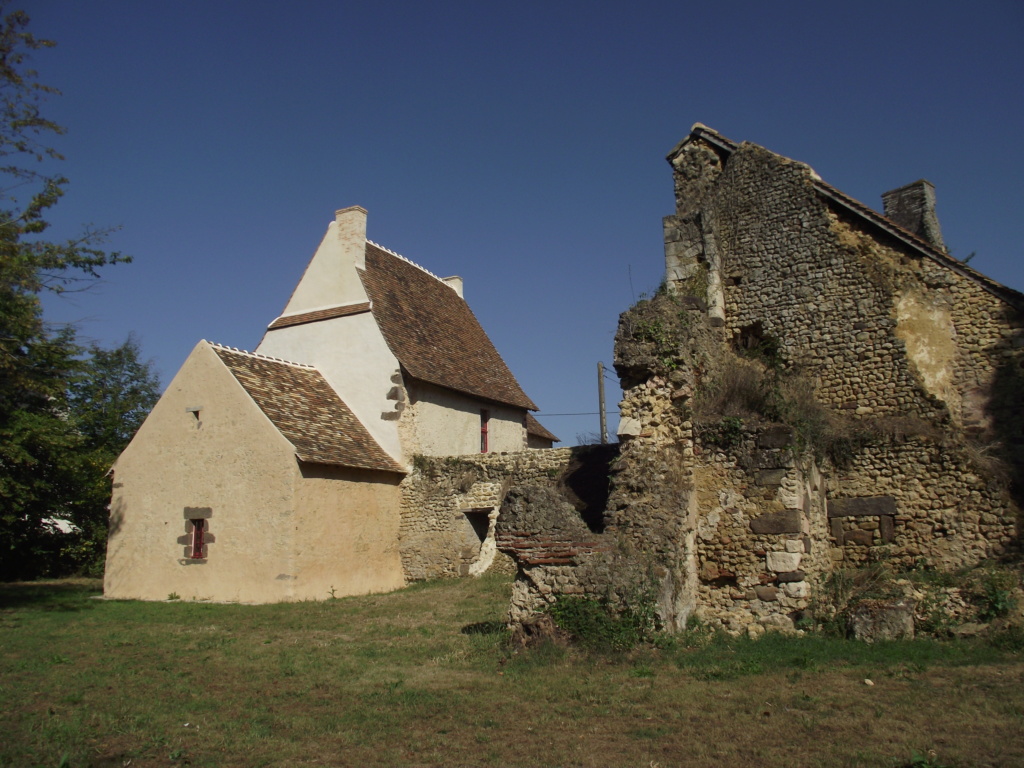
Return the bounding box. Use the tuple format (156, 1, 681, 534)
(401, 367, 538, 412)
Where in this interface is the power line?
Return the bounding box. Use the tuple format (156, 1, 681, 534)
(541, 411, 620, 417)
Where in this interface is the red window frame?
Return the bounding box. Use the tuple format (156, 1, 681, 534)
(190, 518, 206, 559)
(480, 410, 490, 453)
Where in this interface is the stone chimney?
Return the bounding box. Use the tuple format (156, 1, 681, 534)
(881, 180, 946, 252)
(275, 205, 370, 316)
(442, 275, 464, 298)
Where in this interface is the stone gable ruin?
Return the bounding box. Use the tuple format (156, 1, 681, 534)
(464, 124, 1022, 634)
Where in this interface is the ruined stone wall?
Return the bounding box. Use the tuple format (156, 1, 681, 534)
(667, 138, 1021, 573)
(831, 440, 1016, 570)
(690, 425, 831, 633)
(493, 131, 1020, 636)
(701, 145, 939, 421)
(399, 448, 575, 581)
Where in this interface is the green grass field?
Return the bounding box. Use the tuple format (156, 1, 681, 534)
(2, 574, 1022, 767)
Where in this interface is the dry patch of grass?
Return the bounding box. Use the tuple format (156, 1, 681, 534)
(1, 575, 1023, 767)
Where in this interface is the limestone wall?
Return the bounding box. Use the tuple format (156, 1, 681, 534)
(666, 136, 1022, 571)
(491, 130, 1020, 636)
(399, 448, 576, 581)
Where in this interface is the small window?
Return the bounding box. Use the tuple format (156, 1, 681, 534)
(190, 519, 206, 559)
(480, 410, 490, 453)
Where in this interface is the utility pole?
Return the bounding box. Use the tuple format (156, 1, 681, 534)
(597, 362, 608, 444)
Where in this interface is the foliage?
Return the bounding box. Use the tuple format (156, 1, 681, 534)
(621, 290, 700, 375)
(811, 562, 903, 636)
(0, 5, 141, 579)
(67, 335, 157, 450)
(547, 589, 660, 651)
(904, 750, 952, 768)
(971, 567, 1019, 622)
(1, 336, 158, 579)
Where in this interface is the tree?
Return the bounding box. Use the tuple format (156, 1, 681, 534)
(69, 336, 159, 452)
(0, 5, 135, 579)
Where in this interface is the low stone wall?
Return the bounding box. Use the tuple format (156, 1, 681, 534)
(398, 448, 575, 582)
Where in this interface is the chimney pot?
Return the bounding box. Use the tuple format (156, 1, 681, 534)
(881, 180, 946, 252)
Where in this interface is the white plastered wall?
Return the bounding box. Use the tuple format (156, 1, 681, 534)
(257, 313, 404, 463)
(404, 380, 526, 456)
(256, 206, 404, 464)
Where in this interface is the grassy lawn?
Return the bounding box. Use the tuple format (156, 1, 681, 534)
(2, 574, 1023, 768)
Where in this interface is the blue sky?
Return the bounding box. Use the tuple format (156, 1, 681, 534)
(28, 0, 1024, 445)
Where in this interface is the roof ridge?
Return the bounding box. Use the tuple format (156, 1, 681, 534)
(366, 239, 447, 284)
(206, 340, 317, 370)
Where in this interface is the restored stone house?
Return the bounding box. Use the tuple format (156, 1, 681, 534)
(104, 207, 555, 603)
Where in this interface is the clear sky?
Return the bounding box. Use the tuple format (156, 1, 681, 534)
(27, 0, 1024, 445)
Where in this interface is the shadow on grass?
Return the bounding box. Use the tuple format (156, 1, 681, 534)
(460, 620, 506, 635)
(0, 579, 102, 611)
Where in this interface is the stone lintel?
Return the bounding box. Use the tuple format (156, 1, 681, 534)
(827, 496, 897, 518)
(750, 509, 802, 534)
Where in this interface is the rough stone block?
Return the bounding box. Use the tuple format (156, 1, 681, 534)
(848, 600, 915, 642)
(756, 469, 787, 487)
(766, 551, 801, 572)
(782, 581, 809, 599)
(784, 539, 804, 554)
(776, 570, 806, 583)
(750, 509, 802, 535)
(754, 586, 779, 602)
(758, 426, 794, 449)
(827, 496, 897, 518)
(843, 530, 874, 547)
(760, 614, 795, 632)
(880, 515, 895, 543)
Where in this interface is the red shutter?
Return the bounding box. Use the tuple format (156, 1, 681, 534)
(191, 519, 206, 559)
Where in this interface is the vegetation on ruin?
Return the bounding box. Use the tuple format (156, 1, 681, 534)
(807, 559, 1023, 647)
(3, 573, 1024, 767)
(546, 580, 662, 652)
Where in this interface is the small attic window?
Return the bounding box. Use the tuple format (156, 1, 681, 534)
(186, 406, 201, 429)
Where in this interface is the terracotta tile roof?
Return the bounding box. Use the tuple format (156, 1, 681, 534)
(359, 242, 538, 410)
(267, 302, 371, 330)
(526, 413, 559, 443)
(210, 343, 404, 473)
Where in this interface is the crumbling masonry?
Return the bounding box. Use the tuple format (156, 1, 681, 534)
(486, 125, 1023, 634)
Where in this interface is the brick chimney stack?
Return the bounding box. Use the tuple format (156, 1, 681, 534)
(881, 180, 946, 252)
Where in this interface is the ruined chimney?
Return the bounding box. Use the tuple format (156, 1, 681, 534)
(881, 180, 946, 252)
